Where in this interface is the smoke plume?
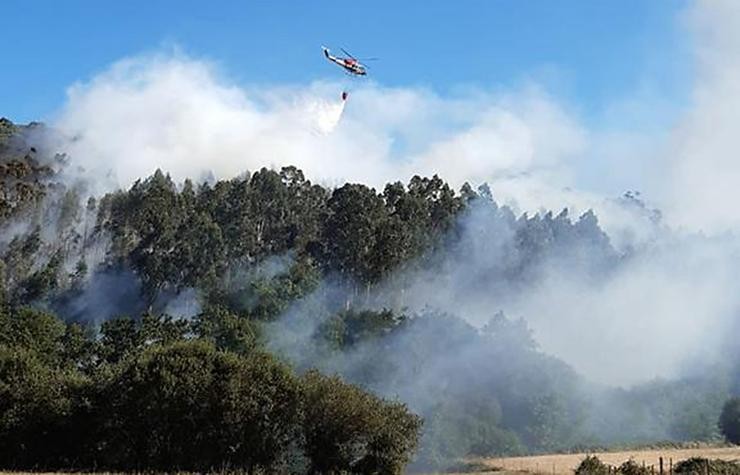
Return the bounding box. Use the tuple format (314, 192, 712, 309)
(20, 0, 740, 392)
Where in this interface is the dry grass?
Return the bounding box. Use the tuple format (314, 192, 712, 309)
(2, 447, 739, 475)
(448, 445, 740, 474)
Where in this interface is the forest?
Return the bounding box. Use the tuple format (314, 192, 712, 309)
(1, 118, 739, 473)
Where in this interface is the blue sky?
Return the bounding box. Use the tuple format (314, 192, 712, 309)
(3, 1, 691, 124)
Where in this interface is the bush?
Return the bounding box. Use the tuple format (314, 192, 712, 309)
(0, 346, 86, 468)
(0, 337, 424, 473)
(575, 455, 612, 475)
(301, 370, 422, 474)
(575, 456, 658, 475)
(618, 458, 651, 475)
(0, 307, 66, 366)
(98, 340, 303, 472)
(720, 397, 740, 444)
(674, 457, 740, 474)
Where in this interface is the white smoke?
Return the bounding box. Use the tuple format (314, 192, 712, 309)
(48, 52, 588, 214)
(45, 1, 740, 237)
(658, 0, 740, 232)
(36, 0, 740, 387)
(521, 234, 739, 385)
(309, 92, 347, 135)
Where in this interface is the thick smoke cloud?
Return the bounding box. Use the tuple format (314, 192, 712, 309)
(661, 0, 740, 231)
(374, 200, 739, 386)
(33, 0, 740, 390)
(48, 52, 590, 218)
(42, 2, 740, 235)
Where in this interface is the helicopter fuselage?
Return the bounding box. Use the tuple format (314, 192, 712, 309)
(323, 48, 367, 76)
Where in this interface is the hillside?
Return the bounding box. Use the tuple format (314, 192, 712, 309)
(0, 119, 738, 473)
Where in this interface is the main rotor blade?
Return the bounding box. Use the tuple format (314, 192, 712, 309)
(340, 47, 356, 59)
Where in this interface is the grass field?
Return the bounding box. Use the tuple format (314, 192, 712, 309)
(2, 446, 738, 475)
(442, 445, 740, 474)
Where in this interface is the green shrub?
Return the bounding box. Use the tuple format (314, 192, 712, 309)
(674, 457, 740, 475)
(618, 458, 651, 475)
(0, 345, 87, 468)
(98, 340, 302, 472)
(301, 370, 422, 475)
(575, 455, 612, 475)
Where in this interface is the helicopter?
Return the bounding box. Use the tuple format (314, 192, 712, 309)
(321, 46, 376, 76)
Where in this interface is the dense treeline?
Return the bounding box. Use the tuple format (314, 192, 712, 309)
(0, 118, 616, 319)
(2, 163, 615, 319)
(96, 166, 467, 300)
(1, 166, 473, 316)
(0, 117, 605, 306)
(1, 119, 738, 472)
(0, 305, 421, 472)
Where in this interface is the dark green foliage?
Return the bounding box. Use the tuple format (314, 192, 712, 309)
(574, 457, 651, 475)
(22, 251, 63, 301)
(0, 152, 732, 472)
(720, 397, 740, 444)
(674, 457, 740, 474)
(194, 166, 328, 263)
(192, 305, 260, 353)
(3, 163, 612, 321)
(174, 211, 226, 287)
(320, 183, 390, 285)
(0, 304, 422, 473)
(302, 370, 422, 474)
(316, 175, 465, 288)
(617, 459, 651, 475)
(0, 306, 66, 366)
(59, 322, 97, 371)
(210, 255, 321, 319)
(319, 308, 404, 349)
(0, 345, 88, 468)
(576, 455, 612, 475)
(576, 456, 740, 475)
(98, 313, 191, 364)
(98, 341, 303, 471)
(84, 166, 331, 304)
(98, 316, 139, 363)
